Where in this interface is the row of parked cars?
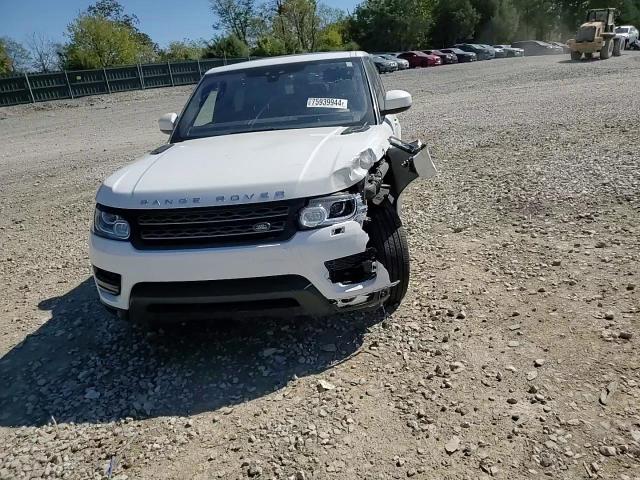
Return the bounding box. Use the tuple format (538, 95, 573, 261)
(370, 37, 615, 72)
(370, 43, 526, 72)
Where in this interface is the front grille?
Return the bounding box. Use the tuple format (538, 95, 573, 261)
(123, 200, 303, 249)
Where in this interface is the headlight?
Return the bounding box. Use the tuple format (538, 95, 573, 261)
(93, 206, 130, 240)
(299, 193, 367, 229)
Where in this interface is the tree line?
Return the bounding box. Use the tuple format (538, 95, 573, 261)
(2, 0, 640, 74)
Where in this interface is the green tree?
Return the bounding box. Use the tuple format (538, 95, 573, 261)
(87, 0, 159, 55)
(251, 35, 288, 56)
(63, 15, 151, 69)
(203, 34, 250, 58)
(0, 37, 31, 72)
(473, 0, 520, 43)
(512, 0, 561, 40)
(61, 0, 158, 69)
(348, 0, 434, 52)
(277, 0, 322, 51)
(210, 0, 257, 44)
(431, 0, 480, 47)
(618, 0, 640, 26)
(317, 23, 346, 50)
(160, 40, 206, 61)
(0, 39, 11, 74)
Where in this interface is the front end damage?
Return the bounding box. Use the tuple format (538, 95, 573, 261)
(90, 136, 436, 320)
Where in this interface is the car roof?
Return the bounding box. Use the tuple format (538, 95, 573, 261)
(204, 51, 366, 75)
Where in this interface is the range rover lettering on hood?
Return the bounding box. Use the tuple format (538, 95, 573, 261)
(139, 191, 285, 207)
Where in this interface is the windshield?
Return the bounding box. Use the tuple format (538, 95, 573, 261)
(616, 27, 629, 33)
(587, 10, 610, 22)
(173, 58, 375, 141)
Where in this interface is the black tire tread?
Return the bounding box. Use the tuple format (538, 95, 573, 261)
(613, 38, 622, 57)
(367, 201, 410, 307)
(601, 39, 612, 59)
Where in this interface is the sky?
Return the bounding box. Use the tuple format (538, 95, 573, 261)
(0, 0, 360, 48)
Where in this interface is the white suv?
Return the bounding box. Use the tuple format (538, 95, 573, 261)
(90, 51, 436, 324)
(616, 25, 639, 48)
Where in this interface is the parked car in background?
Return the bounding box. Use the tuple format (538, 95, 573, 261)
(397, 51, 442, 67)
(371, 55, 398, 73)
(423, 49, 458, 64)
(549, 41, 571, 53)
(616, 25, 639, 48)
(440, 48, 477, 62)
(379, 54, 410, 70)
(453, 44, 494, 60)
(511, 40, 558, 56)
(479, 44, 505, 58)
(493, 45, 525, 57)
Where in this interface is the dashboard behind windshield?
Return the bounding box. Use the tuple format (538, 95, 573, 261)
(172, 58, 375, 142)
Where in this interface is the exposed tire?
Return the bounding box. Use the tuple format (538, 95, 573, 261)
(366, 200, 410, 308)
(585, 52, 594, 59)
(600, 39, 613, 59)
(570, 50, 582, 61)
(613, 38, 622, 57)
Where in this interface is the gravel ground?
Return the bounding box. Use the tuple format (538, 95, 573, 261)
(1, 54, 639, 480)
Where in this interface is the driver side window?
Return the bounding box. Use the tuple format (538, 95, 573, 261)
(363, 58, 385, 118)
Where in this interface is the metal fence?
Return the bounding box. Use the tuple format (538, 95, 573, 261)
(0, 58, 250, 108)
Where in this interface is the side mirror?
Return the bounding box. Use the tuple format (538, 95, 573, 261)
(159, 112, 178, 134)
(381, 90, 412, 116)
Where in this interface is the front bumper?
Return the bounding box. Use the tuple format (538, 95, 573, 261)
(89, 220, 393, 316)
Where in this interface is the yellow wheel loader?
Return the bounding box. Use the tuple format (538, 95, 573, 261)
(568, 8, 624, 60)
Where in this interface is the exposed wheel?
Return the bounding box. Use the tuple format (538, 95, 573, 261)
(600, 39, 613, 59)
(585, 52, 594, 59)
(570, 50, 582, 61)
(366, 200, 410, 308)
(613, 38, 622, 56)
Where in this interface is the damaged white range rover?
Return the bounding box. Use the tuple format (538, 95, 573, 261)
(90, 51, 436, 324)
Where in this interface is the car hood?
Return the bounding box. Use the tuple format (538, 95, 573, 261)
(97, 126, 390, 209)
